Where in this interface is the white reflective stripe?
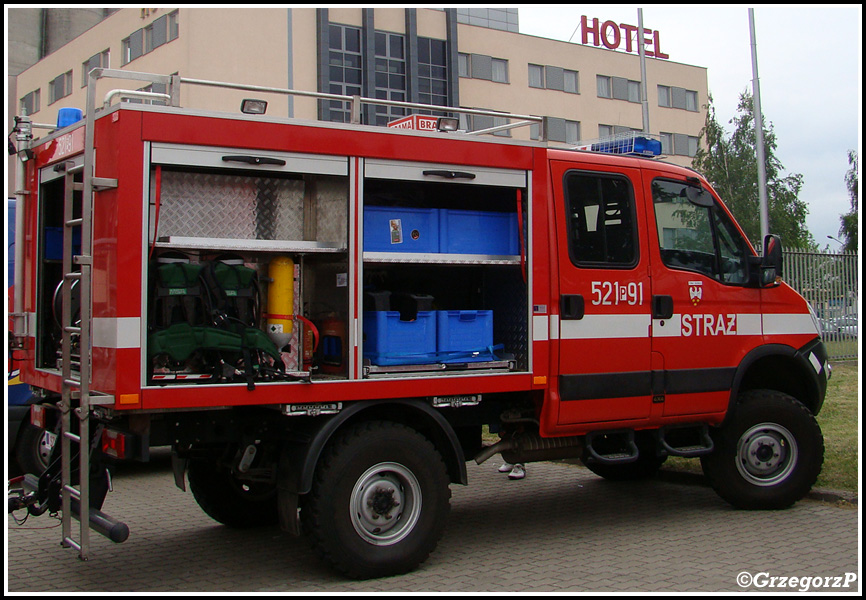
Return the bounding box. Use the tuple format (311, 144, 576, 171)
(763, 313, 819, 336)
(808, 352, 823, 374)
(652, 314, 682, 337)
(549, 314, 559, 340)
(92, 317, 141, 349)
(653, 314, 763, 337)
(736, 314, 763, 335)
(560, 314, 650, 340)
(533, 316, 549, 341)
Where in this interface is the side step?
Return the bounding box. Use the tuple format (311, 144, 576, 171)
(656, 424, 715, 457)
(584, 429, 639, 465)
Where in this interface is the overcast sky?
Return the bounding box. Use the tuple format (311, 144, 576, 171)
(518, 5, 862, 249)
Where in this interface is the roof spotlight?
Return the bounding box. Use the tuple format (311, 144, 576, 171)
(436, 117, 459, 132)
(240, 99, 268, 115)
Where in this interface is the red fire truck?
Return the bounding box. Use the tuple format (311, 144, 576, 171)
(9, 70, 828, 579)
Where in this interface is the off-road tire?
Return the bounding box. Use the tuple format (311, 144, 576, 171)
(187, 459, 278, 527)
(700, 390, 823, 510)
(301, 421, 451, 579)
(15, 424, 56, 475)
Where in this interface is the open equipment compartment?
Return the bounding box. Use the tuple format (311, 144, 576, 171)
(361, 159, 530, 377)
(145, 143, 350, 385)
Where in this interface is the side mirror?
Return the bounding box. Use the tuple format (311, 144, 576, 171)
(761, 234, 783, 286)
(683, 185, 714, 208)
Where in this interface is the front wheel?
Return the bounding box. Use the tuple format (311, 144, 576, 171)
(701, 390, 823, 510)
(302, 421, 451, 579)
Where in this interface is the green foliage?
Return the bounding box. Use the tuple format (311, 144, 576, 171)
(839, 150, 858, 253)
(693, 92, 815, 250)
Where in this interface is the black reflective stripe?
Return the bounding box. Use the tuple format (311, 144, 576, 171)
(664, 367, 736, 395)
(560, 371, 651, 401)
(560, 367, 736, 401)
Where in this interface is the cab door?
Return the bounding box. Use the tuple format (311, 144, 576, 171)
(643, 171, 761, 417)
(551, 161, 653, 426)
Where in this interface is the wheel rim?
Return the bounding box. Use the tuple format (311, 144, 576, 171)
(38, 430, 57, 470)
(350, 462, 422, 546)
(735, 423, 798, 486)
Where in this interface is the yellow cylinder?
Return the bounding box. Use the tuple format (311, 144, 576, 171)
(267, 256, 294, 349)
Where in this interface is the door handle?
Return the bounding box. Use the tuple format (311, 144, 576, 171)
(652, 295, 674, 320)
(561, 294, 585, 320)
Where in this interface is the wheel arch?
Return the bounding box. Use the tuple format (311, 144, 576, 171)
(280, 399, 468, 497)
(727, 340, 828, 422)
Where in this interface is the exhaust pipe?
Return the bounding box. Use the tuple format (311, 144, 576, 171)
(474, 434, 584, 465)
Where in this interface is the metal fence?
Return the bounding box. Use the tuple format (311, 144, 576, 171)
(783, 251, 859, 361)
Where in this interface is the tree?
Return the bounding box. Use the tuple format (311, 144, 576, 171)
(693, 92, 815, 250)
(839, 150, 858, 253)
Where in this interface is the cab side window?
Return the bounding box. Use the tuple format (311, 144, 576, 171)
(564, 171, 637, 267)
(651, 179, 749, 284)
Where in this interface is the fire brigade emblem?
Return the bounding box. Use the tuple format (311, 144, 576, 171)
(689, 281, 703, 306)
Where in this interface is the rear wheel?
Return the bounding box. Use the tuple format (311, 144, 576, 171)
(187, 459, 278, 527)
(15, 424, 57, 475)
(301, 421, 451, 579)
(701, 390, 823, 510)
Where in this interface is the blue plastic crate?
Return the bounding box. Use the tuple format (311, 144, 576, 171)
(44, 227, 81, 260)
(364, 206, 439, 253)
(439, 210, 519, 255)
(363, 310, 437, 365)
(436, 310, 496, 363)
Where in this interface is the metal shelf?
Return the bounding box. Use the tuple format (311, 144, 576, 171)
(155, 236, 346, 254)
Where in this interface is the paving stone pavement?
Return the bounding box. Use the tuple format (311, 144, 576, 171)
(6, 451, 860, 593)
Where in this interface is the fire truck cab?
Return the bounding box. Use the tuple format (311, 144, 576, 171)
(9, 70, 828, 579)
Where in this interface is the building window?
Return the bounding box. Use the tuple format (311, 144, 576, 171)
(82, 50, 110, 87)
(530, 64, 579, 94)
(491, 58, 508, 83)
(660, 132, 700, 157)
(327, 24, 363, 123)
(531, 118, 580, 143)
(528, 64, 544, 88)
(122, 10, 178, 65)
(373, 31, 407, 126)
(124, 82, 168, 106)
(564, 70, 579, 94)
(598, 75, 640, 103)
(566, 120, 580, 144)
(658, 85, 671, 107)
(658, 85, 699, 112)
(459, 53, 508, 84)
(458, 53, 470, 78)
(599, 124, 641, 139)
(122, 29, 144, 65)
(418, 37, 449, 108)
(686, 90, 698, 112)
(20, 89, 40, 116)
(49, 71, 72, 104)
(597, 75, 611, 98)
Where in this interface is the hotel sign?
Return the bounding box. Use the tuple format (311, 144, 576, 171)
(580, 15, 669, 60)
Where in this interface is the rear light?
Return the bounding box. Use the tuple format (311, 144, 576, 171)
(30, 404, 46, 429)
(101, 429, 129, 460)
